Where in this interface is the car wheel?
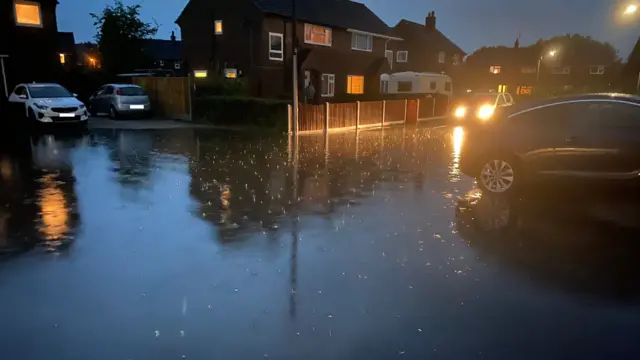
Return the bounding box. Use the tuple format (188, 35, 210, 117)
(109, 106, 119, 119)
(477, 156, 518, 195)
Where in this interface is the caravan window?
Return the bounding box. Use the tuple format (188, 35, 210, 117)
(429, 81, 437, 90)
(397, 81, 412, 92)
(445, 82, 452, 91)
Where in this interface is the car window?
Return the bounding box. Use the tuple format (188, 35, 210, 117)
(13, 86, 27, 97)
(496, 94, 506, 106)
(119, 87, 146, 96)
(104, 86, 114, 95)
(509, 103, 573, 128)
(577, 101, 640, 130)
(96, 86, 106, 95)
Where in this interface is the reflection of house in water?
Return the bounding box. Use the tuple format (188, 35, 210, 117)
(0, 134, 83, 255)
(108, 131, 154, 188)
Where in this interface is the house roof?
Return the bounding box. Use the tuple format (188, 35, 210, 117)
(142, 39, 182, 61)
(394, 20, 465, 55)
(57, 32, 76, 54)
(253, 0, 391, 36)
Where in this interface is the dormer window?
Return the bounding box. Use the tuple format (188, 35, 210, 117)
(14, 0, 42, 27)
(304, 24, 332, 46)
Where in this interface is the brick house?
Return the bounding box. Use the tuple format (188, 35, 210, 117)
(1, 0, 61, 111)
(176, 0, 398, 100)
(387, 12, 465, 78)
(141, 32, 184, 76)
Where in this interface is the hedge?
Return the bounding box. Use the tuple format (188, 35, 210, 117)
(192, 96, 289, 131)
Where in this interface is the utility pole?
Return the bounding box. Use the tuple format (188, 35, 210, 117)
(291, 0, 299, 134)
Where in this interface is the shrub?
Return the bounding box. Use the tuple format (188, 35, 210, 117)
(192, 96, 289, 131)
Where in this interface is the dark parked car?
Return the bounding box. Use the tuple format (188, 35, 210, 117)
(460, 93, 640, 194)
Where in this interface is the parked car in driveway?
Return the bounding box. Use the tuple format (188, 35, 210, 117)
(6, 83, 89, 129)
(459, 93, 640, 194)
(88, 84, 151, 119)
(451, 92, 515, 122)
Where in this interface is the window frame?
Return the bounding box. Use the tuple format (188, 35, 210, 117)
(397, 81, 413, 93)
(351, 33, 373, 52)
(321, 74, 335, 97)
(551, 66, 571, 75)
(589, 65, 605, 75)
(452, 54, 460, 65)
(347, 75, 364, 95)
(444, 82, 452, 92)
(438, 51, 445, 64)
(14, 0, 43, 28)
(304, 24, 332, 46)
(214, 20, 223, 35)
(429, 81, 437, 91)
(174, 61, 181, 70)
(396, 51, 408, 63)
(268, 32, 284, 61)
(13, 85, 28, 98)
(521, 66, 537, 74)
(489, 65, 501, 74)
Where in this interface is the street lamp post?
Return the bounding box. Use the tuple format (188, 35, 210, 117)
(536, 49, 557, 87)
(291, 0, 299, 134)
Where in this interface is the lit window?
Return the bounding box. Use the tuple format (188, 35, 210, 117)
(397, 51, 408, 63)
(490, 66, 501, 74)
(225, 69, 237, 79)
(347, 75, 364, 95)
(397, 81, 412, 92)
(304, 24, 331, 46)
(14, 1, 42, 27)
(589, 65, 605, 75)
(351, 33, 372, 51)
(498, 84, 507, 93)
(438, 51, 445, 64)
(321, 74, 335, 97)
(88, 57, 97, 68)
(215, 20, 223, 35)
(516, 85, 534, 95)
(452, 54, 460, 65)
(194, 70, 208, 78)
(269, 33, 283, 61)
(59, 53, 66, 64)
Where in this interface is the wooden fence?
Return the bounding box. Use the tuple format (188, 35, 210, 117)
(134, 77, 191, 120)
(293, 96, 448, 133)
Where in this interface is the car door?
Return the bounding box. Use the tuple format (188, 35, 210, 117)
(90, 86, 105, 112)
(100, 86, 114, 113)
(7, 85, 29, 120)
(503, 104, 572, 175)
(555, 100, 640, 178)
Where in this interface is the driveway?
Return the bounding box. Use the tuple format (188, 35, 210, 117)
(0, 126, 639, 359)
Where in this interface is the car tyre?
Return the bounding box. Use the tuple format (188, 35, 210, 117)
(476, 154, 519, 195)
(109, 106, 119, 120)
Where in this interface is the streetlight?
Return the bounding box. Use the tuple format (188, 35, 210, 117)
(624, 4, 638, 15)
(536, 49, 558, 85)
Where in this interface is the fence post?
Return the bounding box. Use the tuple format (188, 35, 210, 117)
(288, 104, 292, 133)
(324, 102, 330, 134)
(416, 99, 420, 121)
(432, 97, 436, 118)
(356, 101, 360, 131)
(404, 99, 408, 123)
(381, 100, 386, 128)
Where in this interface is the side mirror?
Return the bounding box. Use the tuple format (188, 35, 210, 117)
(18, 94, 27, 100)
(73, 93, 78, 97)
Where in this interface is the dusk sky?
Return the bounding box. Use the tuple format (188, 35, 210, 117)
(57, 0, 640, 58)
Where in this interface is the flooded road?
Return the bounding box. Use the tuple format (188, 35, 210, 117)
(1, 126, 639, 360)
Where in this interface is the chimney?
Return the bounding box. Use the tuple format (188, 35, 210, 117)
(425, 11, 436, 31)
(170, 31, 176, 42)
(514, 38, 520, 49)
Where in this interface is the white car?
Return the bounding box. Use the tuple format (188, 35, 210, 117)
(7, 83, 89, 127)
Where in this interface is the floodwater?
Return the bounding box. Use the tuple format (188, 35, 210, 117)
(0, 125, 639, 360)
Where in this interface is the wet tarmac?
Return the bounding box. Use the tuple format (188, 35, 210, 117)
(0, 126, 639, 359)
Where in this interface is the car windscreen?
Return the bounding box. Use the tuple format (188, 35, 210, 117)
(119, 87, 146, 96)
(463, 95, 496, 106)
(28, 85, 73, 99)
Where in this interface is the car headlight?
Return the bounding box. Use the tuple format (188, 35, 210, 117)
(477, 105, 495, 120)
(454, 106, 466, 118)
(33, 103, 49, 110)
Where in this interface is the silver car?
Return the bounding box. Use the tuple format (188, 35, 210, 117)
(88, 84, 152, 119)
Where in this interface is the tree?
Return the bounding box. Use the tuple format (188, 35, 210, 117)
(91, 0, 158, 74)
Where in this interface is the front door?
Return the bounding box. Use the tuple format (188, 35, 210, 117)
(556, 100, 640, 177)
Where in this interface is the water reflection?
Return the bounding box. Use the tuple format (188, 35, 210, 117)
(448, 126, 464, 182)
(37, 174, 70, 242)
(456, 189, 640, 301)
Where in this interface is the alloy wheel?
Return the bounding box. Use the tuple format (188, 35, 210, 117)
(480, 159, 514, 193)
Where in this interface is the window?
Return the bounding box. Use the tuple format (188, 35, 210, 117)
(490, 66, 501, 74)
(452, 54, 460, 65)
(397, 81, 412, 92)
(13, 86, 27, 98)
(551, 66, 571, 74)
(521, 66, 537, 74)
(158, 60, 164, 67)
(215, 20, 223, 35)
(517, 85, 534, 95)
(589, 102, 640, 129)
(385, 50, 393, 68)
(14, 1, 42, 27)
(589, 65, 605, 75)
(351, 33, 372, 51)
(321, 74, 335, 97)
(59, 53, 66, 65)
(194, 70, 208, 78)
(497, 84, 507, 93)
(438, 51, 445, 64)
(347, 75, 364, 95)
(174, 61, 181, 70)
(268, 33, 284, 61)
(380, 80, 389, 94)
(304, 24, 331, 46)
(429, 81, 437, 90)
(397, 51, 408, 63)
(444, 82, 452, 92)
(104, 86, 114, 95)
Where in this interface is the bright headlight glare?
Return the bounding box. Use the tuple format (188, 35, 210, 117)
(454, 106, 466, 118)
(477, 105, 495, 120)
